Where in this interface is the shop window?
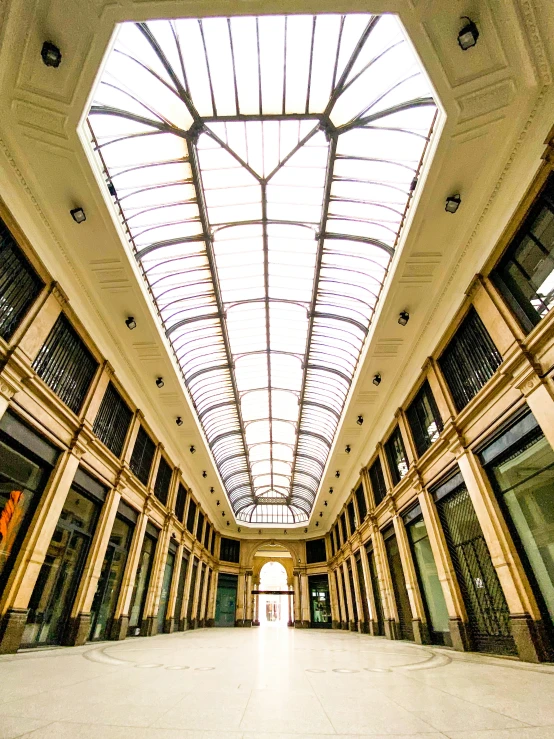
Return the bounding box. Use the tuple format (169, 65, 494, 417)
(154, 457, 172, 506)
(491, 174, 554, 332)
(129, 425, 155, 485)
(369, 457, 387, 506)
(0, 219, 43, 341)
(329, 530, 336, 557)
(210, 529, 216, 555)
(186, 499, 197, 533)
(174, 484, 187, 522)
(220, 536, 240, 563)
(355, 482, 367, 522)
(196, 510, 204, 540)
(485, 424, 554, 635)
(306, 537, 327, 563)
(438, 307, 502, 412)
(347, 500, 357, 533)
(340, 511, 348, 542)
(385, 426, 409, 486)
(93, 382, 133, 458)
(128, 532, 156, 635)
(309, 574, 331, 627)
(32, 315, 98, 414)
(406, 380, 443, 457)
(0, 438, 52, 593)
(204, 522, 210, 549)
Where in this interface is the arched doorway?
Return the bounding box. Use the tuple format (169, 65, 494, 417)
(258, 562, 290, 626)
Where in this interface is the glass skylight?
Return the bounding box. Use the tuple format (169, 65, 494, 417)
(88, 13, 437, 524)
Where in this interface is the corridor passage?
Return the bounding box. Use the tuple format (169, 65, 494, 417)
(1, 628, 554, 739)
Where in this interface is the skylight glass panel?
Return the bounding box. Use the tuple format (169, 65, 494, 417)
(88, 12, 437, 525)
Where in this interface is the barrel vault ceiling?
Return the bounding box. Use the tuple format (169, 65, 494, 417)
(0, 0, 552, 535)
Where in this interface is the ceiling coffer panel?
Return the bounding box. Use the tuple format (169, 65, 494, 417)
(88, 13, 437, 524)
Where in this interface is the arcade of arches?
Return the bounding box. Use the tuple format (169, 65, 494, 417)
(1, 0, 554, 736)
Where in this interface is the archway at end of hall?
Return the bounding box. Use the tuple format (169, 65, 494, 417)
(257, 561, 291, 627)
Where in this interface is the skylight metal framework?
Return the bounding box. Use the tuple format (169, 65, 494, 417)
(88, 13, 436, 524)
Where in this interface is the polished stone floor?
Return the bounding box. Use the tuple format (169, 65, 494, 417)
(1, 625, 554, 739)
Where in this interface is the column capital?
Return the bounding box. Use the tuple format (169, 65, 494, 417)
(464, 273, 484, 301)
(50, 281, 69, 306)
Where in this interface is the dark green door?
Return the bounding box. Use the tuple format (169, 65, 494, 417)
(215, 573, 237, 626)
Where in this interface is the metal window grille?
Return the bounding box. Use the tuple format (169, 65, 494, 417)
(369, 458, 387, 506)
(384, 426, 409, 487)
(306, 537, 327, 563)
(210, 530, 216, 556)
(436, 484, 516, 655)
(154, 456, 172, 506)
(347, 500, 357, 534)
(0, 220, 43, 340)
(340, 512, 348, 542)
(355, 483, 367, 522)
(220, 537, 240, 563)
(175, 484, 187, 522)
(329, 530, 336, 557)
(335, 524, 342, 549)
(204, 522, 210, 549)
(129, 425, 155, 485)
(406, 380, 444, 458)
(93, 381, 133, 458)
(32, 314, 98, 414)
(196, 510, 204, 540)
(491, 174, 554, 332)
(186, 499, 197, 534)
(439, 307, 502, 413)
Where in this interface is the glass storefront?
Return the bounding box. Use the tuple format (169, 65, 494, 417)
(89, 514, 133, 641)
(366, 543, 384, 634)
(173, 551, 189, 629)
(156, 549, 176, 633)
(22, 486, 99, 646)
(406, 511, 450, 645)
(128, 531, 156, 635)
(383, 528, 414, 640)
(308, 574, 331, 628)
(0, 439, 51, 593)
(484, 421, 554, 639)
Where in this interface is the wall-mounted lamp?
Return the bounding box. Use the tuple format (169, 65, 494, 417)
(226, 521, 230, 526)
(373, 373, 382, 386)
(41, 41, 62, 67)
(345, 444, 351, 454)
(210, 487, 214, 493)
(319, 512, 323, 517)
(324, 501, 328, 506)
(329, 487, 333, 494)
(398, 310, 410, 326)
(70, 207, 86, 224)
(202, 471, 207, 478)
(284, 529, 288, 534)
(335, 470, 340, 478)
(222, 512, 225, 517)
(125, 316, 136, 330)
(156, 377, 164, 388)
(357, 415, 363, 426)
(216, 500, 220, 506)
(238, 527, 241, 533)
(175, 417, 183, 426)
(304, 528, 308, 534)
(458, 17, 479, 50)
(189, 445, 196, 454)
(315, 521, 319, 527)
(445, 194, 461, 213)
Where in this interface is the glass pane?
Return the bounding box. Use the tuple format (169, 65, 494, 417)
(129, 535, 155, 631)
(157, 551, 175, 632)
(490, 435, 554, 625)
(408, 517, 449, 634)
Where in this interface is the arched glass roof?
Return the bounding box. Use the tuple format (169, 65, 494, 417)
(88, 13, 437, 524)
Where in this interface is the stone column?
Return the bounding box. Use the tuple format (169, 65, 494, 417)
(15, 283, 65, 363)
(335, 566, 347, 629)
(244, 570, 253, 626)
(252, 575, 260, 626)
(287, 585, 293, 627)
(181, 545, 196, 630)
(359, 543, 379, 635)
(0, 440, 86, 654)
(190, 561, 204, 628)
(341, 561, 355, 630)
(457, 447, 549, 662)
(81, 361, 116, 430)
(301, 572, 311, 627)
(293, 570, 301, 626)
(199, 565, 210, 627)
(511, 363, 554, 453)
(417, 488, 470, 651)
(350, 553, 366, 633)
(392, 511, 430, 644)
(141, 520, 171, 636)
(206, 568, 218, 626)
(0, 372, 21, 424)
(328, 567, 340, 629)
(66, 484, 122, 645)
(372, 525, 400, 640)
(235, 570, 246, 626)
(110, 511, 148, 640)
(164, 541, 184, 633)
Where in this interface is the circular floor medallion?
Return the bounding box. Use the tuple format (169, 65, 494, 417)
(165, 665, 190, 670)
(305, 668, 326, 673)
(135, 663, 162, 668)
(333, 668, 360, 673)
(194, 666, 214, 671)
(364, 667, 390, 672)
